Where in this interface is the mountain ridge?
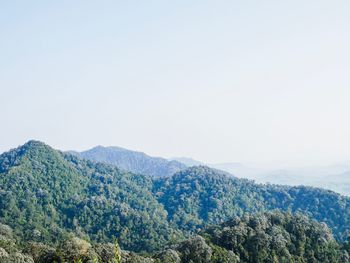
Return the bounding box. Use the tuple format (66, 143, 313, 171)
(75, 145, 187, 177)
(1, 140, 350, 255)
(0, 141, 181, 252)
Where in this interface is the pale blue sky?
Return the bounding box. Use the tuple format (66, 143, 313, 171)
(1, 1, 350, 165)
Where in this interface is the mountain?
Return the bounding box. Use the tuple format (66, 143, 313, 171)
(170, 158, 260, 179)
(76, 145, 187, 177)
(2, 141, 350, 257)
(0, 141, 181, 252)
(207, 162, 350, 196)
(153, 166, 350, 240)
(171, 155, 350, 196)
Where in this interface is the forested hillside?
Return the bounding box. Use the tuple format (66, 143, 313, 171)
(154, 166, 350, 240)
(0, 141, 181, 252)
(200, 211, 350, 262)
(76, 145, 187, 177)
(1, 212, 349, 262)
(1, 141, 350, 262)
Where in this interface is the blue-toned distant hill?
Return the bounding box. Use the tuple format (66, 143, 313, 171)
(75, 145, 187, 177)
(173, 157, 350, 196)
(170, 157, 204, 167)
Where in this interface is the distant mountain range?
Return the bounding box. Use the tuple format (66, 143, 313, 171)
(174, 157, 350, 196)
(73, 146, 261, 180)
(246, 164, 350, 196)
(70, 145, 350, 196)
(73, 145, 187, 177)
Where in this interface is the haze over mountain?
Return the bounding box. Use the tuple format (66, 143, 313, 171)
(75, 145, 187, 178)
(210, 163, 350, 196)
(170, 157, 204, 167)
(172, 156, 350, 196)
(70, 145, 350, 196)
(229, 164, 350, 196)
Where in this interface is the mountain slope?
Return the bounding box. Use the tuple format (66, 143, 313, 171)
(2, 141, 350, 255)
(0, 141, 181, 252)
(2, 211, 348, 263)
(77, 145, 187, 177)
(154, 166, 350, 240)
(200, 211, 347, 263)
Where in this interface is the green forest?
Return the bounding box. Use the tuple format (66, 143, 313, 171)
(1, 141, 350, 262)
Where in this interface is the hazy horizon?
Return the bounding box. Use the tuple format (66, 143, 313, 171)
(1, 1, 350, 167)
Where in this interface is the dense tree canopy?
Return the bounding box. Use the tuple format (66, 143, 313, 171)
(1, 141, 350, 262)
(154, 166, 350, 240)
(0, 141, 181, 252)
(1, 212, 350, 262)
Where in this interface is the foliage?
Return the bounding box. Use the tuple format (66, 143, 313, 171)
(203, 211, 344, 262)
(0, 223, 34, 262)
(154, 166, 350, 240)
(3, 212, 348, 262)
(0, 141, 181, 253)
(2, 141, 350, 260)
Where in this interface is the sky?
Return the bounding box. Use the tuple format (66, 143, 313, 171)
(1, 1, 350, 166)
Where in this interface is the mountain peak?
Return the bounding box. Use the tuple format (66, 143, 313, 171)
(77, 145, 187, 177)
(0, 140, 56, 160)
(2, 140, 68, 165)
(0, 140, 71, 176)
(88, 145, 132, 153)
(23, 139, 49, 148)
(18, 140, 59, 156)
